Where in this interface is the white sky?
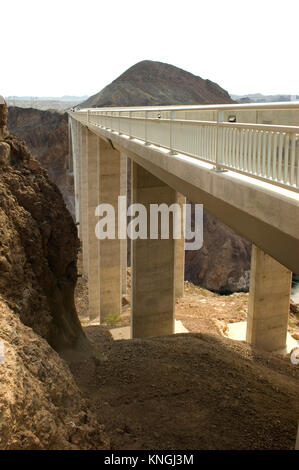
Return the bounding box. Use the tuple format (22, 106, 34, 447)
(2, 0, 299, 97)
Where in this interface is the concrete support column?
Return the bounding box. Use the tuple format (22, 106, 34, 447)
(120, 153, 127, 296)
(98, 138, 121, 322)
(131, 161, 176, 338)
(70, 118, 80, 229)
(246, 245, 292, 351)
(86, 130, 100, 321)
(77, 121, 83, 240)
(80, 125, 89, 277)
(67, 117, 73, 173)
(175, 192, 185, 299)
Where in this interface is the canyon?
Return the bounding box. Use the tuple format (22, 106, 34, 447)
(8, 60, 251, 293)
(1, 58, 299, 449)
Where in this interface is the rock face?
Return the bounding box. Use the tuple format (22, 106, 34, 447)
(0, 98, 109, 449)
(185, 212, 251, 293)
(0, 99, 86, 351)
(0, 299, 109, 450)
(7, 106, 74, 215)
(82, 60, 234, 108)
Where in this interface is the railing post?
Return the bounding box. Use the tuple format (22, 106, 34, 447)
(170, 111, 177, 155)
(129, 111, 134, 139)
(144, 111, 150, 146)
(214, 110, 226, 172)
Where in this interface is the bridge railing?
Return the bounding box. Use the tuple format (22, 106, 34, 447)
(70, 102, 299, 192)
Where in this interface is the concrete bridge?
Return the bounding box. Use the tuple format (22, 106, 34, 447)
(68, 102, 299, 353)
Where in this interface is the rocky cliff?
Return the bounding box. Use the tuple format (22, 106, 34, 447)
(0, 97, 108, 449)
(0, 110, 84, 350)
(7, 106, 74, 215)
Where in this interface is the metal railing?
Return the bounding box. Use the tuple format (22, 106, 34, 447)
(70, 102, 299, 192)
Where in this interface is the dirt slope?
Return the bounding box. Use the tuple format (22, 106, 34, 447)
(69, 325, 299, 450)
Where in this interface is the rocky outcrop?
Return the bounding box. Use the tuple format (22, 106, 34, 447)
(0, 298, 109, 450)
(82, 60, 234, 108)
(7, 106, 74, 215)
(0, 97, 109, 450)
(0, 99, 86, 351)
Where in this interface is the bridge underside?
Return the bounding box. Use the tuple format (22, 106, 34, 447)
(70, 117, 299, 353)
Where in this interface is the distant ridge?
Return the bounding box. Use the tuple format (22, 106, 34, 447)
(81, 60, 234, 108)
(231, 93, 299, 103)
(5, 95, 88, 102)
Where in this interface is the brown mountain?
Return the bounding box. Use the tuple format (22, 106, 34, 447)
(81, 60, 233, 108)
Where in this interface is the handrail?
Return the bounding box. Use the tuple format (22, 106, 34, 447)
(69, 103, 299, 193)
(75, 101, 299, 113)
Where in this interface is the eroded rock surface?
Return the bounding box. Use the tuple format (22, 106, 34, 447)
(7, 106, 74, 215)
(0, 299, 109, 450)
(0, 98, 109, 449)
(1, 99, 85, 349)
(185, 212, 251, 293)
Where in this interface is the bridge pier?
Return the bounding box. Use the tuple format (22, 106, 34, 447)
(246, 245, 292, 352)
(80, 126, 89, 277)
(70, 118, 81, 235)
(175, 193, 185, 299)
(131, 161, 176, 338)
(86, 129, 100, 321)
(120, 153, 127, 295)
(98, 138, 122, 322)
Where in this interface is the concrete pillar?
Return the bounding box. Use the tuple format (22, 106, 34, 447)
(98, 138, 121, 322)
(80, 125, 89, 277)
(120, 153, 127, 296)
(77, 121, 83, 240)
(131, 161, 176, 338)
(175, 193, 185, 299)
(86, 130, 100, 321)
(70, 118, 80, 228)
(67, 117, 73, 173)
(246, 245, 292, 351)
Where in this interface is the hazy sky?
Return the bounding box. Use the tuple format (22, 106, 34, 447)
(2, 0, 299, 97)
